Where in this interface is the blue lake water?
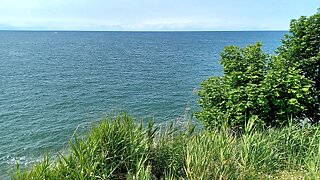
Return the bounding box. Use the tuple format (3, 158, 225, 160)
(0, 31, 286, 177)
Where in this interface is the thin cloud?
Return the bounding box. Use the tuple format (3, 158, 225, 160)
(0, 0, 318, 31)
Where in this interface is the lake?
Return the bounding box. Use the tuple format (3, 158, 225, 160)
(0, 31, 286, 177)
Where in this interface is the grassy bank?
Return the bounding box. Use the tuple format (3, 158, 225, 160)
(13, 114, 320, 179)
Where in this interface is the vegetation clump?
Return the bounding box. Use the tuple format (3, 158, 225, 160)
(197, 10, 320, 129)
(278, 11, 320, 123)
(13, 115, 320, 179)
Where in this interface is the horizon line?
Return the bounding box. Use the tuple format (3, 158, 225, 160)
(0, 29, 289, 32)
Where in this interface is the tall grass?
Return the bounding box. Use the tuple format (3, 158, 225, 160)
(12, 114, 320, 179)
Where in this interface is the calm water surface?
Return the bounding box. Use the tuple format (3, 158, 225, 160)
(0, 31, 286, 177)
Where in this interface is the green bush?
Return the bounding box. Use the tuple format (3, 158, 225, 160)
(197, 43, 312, 129)
(261, 56, 313, 124)
(196, 9, 320, 129)
(278, 10, 320, 122)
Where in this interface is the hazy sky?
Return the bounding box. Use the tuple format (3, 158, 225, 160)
(0, 0, 319, 31)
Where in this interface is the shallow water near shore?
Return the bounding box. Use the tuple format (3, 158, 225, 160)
(0, 31, 285, 177)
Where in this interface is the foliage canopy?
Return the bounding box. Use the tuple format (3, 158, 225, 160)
(278, 11, 320, 122)
(197, 10, 320, 129)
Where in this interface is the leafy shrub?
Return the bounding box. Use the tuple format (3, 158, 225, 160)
(197, 9, 320, 129)
(278, 11, 320, 122)
(197, 42, 313, 129)
(261, 56, 313, 124)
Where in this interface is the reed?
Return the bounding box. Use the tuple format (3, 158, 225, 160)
(12, 114, 320, 179)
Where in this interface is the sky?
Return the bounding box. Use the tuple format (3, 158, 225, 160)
(0, 0, 319, 31)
